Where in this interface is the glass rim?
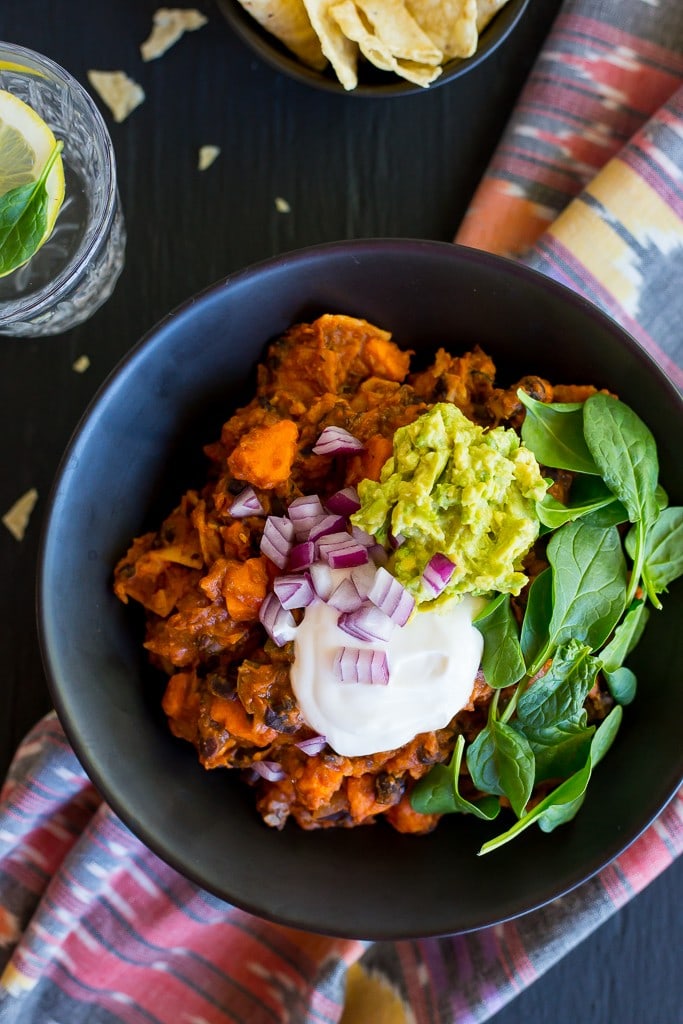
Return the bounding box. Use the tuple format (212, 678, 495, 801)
(0, 40, 120, 324)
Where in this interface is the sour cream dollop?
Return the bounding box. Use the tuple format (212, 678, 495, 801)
(290, 590, 484, 757)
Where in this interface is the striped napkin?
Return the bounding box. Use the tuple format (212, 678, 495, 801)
(1, 2, 682, 1022)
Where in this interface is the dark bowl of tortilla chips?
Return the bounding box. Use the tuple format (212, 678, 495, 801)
(218, 0, 530, 95)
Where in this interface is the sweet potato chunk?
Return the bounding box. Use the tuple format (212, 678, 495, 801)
(227, 419, 298, 488)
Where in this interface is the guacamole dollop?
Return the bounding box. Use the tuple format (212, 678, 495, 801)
(351, 403, 548, 605)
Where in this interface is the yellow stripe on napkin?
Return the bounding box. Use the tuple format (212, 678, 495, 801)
(545, 159, 683, 319)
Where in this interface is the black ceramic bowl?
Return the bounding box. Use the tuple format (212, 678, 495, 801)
(38, 240, 682, 940)
(218, 0, 530, 96)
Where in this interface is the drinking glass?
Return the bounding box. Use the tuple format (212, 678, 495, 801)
(0, 42, 126, 337)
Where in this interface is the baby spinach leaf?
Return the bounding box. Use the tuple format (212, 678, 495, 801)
(536, 706, 622, 832)
(478, 706, 623, 852)
(522, 720, 595, 784)
(583, 394, 659, 527)
(466, 719, 535, 819)
(590, 704, 623, 766)
(629, 506, 683, 600)
(478, 757, 592, 854)
(581, 500, 629, 530)
(474, 593, 526, 688)
(520, 567, 552, 669)
(536, 791, 587, 832)
(655, 484, 669, 511)
(0, 141, 62, 277)
(546, 521, 627, 655)
(603, 666, 637, 705)
(518, 391, 599, 475)
(600, 600, 648, 674)
(517, 639, 599, 733)
(410, 736, 500, 820)
(537, 477, 618, 530)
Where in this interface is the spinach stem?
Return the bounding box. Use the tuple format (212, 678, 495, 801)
(625, 519, 647, 607)
(499, 679, 524, 724)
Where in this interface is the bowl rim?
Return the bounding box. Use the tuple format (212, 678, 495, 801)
(217, 0, 531, 97)
(37, 238, 683, 939)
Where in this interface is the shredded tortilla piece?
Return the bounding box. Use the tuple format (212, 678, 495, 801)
(72, 355, 90, 373)
(3, 488, 38, 541)
(198, 145, 220, 171)
(140, 8, 209, 61)
(87, 70, 145, 123)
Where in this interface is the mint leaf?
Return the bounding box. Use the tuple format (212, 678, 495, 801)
(0, 140, 62, 277)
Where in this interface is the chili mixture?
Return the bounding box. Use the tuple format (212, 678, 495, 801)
(114, 314, 612, 833)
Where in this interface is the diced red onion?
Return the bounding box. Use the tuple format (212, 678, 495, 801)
(288, 494, 325, 519)
(350, 562, 378, 599)
(351, 524, 375, 547)
(259, 592, 297, 646)
(317, 531, 353, 552)
(333, 646, 390, 685)
(309, 514, 347, 542)
(295, 734, 327, 755)
(369, 543, 389, 567)
(422, 552, 456, 596)
(328, 577, 364, 613)
(287, 495, 326, 539)
(260, 516, 295, 569)
(338, 602, 395, 643)
(326, 486, 361, 515)
(273, 572, 315, 610)
(229, 486, 264, 518)
(367, 566, 415, 626)
(252, 760, 287, 782)
(327, 543, 369, 570)
(317, 532, 369, 569)
(389, 531, 406, 549)
(312, 426, 364, 455)
(288, 540, 316, 571)
(309, 561, 334, 600)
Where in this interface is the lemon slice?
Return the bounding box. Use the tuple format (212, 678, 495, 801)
(0, 88, 65, 270)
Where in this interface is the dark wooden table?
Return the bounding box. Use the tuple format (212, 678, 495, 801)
(1, 1, 681, 1020)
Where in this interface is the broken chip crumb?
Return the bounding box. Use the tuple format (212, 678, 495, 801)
(198, 145, 221, 171)
(2, 488, 38, 542)
(141, 8, 209, 61)
(72, 355, 91, 374)
(87, 70, 145, 123)
(275, 196, 291, 213)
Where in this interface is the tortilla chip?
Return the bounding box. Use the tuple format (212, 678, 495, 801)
(330, 0, 441, 86)
(476, 0, 511, 32)
(406, 0, 478, 59)
(198, 145, 221, 170)
(302, 0, 359, 89)
(237, 0, 328, 70)
(140, 8, 209, 61)
(394, 56, 444, 86)
(3, 488, 38, 541)
(87, 70, 145, 123)
(352, 0, 442, 65)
